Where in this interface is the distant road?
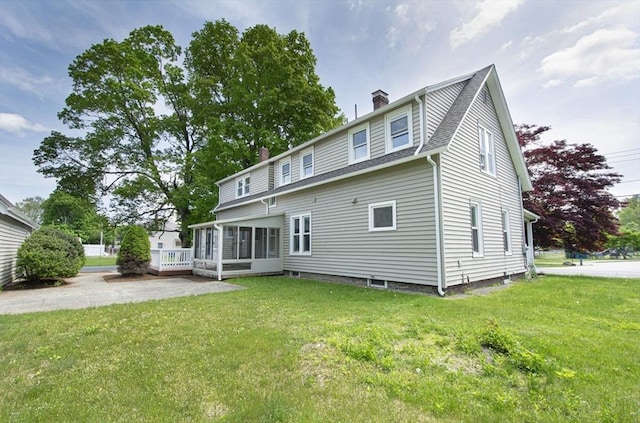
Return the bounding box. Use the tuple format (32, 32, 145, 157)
(538, 261, 640, 278)
(80, 265, 117, 273)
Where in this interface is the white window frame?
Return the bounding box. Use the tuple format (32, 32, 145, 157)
(279, 157, 291, 186)
(290, 213, 311, 256)
(385, 105, 413, 153)
(348, 122, 370, 164)
(470, 201, 484, 257)
(368, 200, 397, 231)
(235, 174, 250, 198)
(268, 196, 277, 208)
(502, 209, 512, 255)
(300, 147, 314, 179)
(478, 124, 496, 176)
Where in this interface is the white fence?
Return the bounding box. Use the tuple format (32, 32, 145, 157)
(83, 244, 104, 257)
(149, 248, 193, 272)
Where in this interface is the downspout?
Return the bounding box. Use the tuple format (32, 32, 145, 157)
(427, 155, 445, 297)
(417, 88, 445, 296)
(214, 223, 223, 281)
(261, 198, 269, 215)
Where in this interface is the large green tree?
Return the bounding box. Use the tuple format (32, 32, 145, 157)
(34, 22, 342, 246)
(42, 190, 109, 244)
(14, 196, 45, 225)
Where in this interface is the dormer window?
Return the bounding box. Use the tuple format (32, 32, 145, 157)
(236, 174, 250, 198)
(348, 123, 370, 164)
(300, 147, 314, 179)
(280, 158, 291, 186)
(385, 105, 413, 153)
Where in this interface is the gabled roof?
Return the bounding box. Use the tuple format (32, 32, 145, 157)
(0, 194, 39, 229)
(215, 64, 532, 211)
(425, 65, 531, 191)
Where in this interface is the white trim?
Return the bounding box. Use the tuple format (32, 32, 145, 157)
(385, 104, 413, 153)
(368, 200, 397, 231)
(348, 122, 370, 164)
(470, 200, 484, 257)
(235, 174, 251, 198)
(502, 209, 512, 255)
(300, 146, 314, 179)
(290, 213, 311, 256)
(279, 157, 291, 186)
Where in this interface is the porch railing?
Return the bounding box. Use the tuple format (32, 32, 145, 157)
(150, 248, 193, 272)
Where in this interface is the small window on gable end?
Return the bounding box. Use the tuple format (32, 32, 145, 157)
(478, 125, 496, 176)
(300, 147, 314, 179)
(385, 105, 413, 153)
(268, 196, 276, 207)
(348, 123, 370, 164)
(369, 201, 397, 231)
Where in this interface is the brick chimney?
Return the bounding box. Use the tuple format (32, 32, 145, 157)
(259, 147, 270, 162)
(372, 89, 389, 110)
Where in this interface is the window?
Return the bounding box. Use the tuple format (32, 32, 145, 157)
(369, 201, 397, 231)
(290, 213, 311, 255)
(268, 196, 277, 207)
(157, 242, 163, 249)
(236, 174, 250, 198)
(348, 123, 370, 164)
(478, 125, 496, 175)
(385, 105, 413, 152)
(254, 227, 280, 259)
(502, 210, 512, 254)
(300, 147, 314, 179)
(470, 202, 483, 257)
(280, 158, 291, 186)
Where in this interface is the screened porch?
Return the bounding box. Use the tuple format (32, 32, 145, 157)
(189, 214, 284, 280)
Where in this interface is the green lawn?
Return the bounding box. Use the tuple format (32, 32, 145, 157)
(83, 256, 117, 266)
(1, 275, 638, 422)
(535, 251, 639, 267)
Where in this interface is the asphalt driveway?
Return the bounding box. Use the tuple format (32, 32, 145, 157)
(537, 260, 640, 278)
(0, 272, 244, 315)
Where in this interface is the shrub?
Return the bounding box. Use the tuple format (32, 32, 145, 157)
(16, 227, 85, 282)
(117, 226, 151, 275)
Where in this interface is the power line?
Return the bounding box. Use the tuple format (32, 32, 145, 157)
(602, 148, 640, 156)
(608, 157, 640, 164)
(617, 179, 640, 184)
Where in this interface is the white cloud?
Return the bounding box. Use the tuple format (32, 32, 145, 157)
(0, 113, 48, 136)
(562, 2, 639, 34)
(386, 3, 436, 50)
(450, 0, 524, 48)
(542, 79, 564, 89)
(0, 67, 62, 98)
(540, 28, 640, 87)
(499, 40, 513, 51)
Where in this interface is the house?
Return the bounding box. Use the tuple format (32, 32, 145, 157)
(0, 194, 39, 286)
(189, 65, 536, 294)
(149, 219, 182, 250)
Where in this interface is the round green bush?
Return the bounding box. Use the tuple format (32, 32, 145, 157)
(117, 226, 151, 276)
(16, 227, 85, 282)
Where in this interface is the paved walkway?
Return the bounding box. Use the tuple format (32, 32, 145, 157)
(537, 260, 640, 278)
(0, 272, 244, 315)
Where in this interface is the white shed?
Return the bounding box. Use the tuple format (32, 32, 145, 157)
(0, 194, 39, 286)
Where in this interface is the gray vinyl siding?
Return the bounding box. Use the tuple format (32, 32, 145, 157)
(439, 84, 526, 287)
(219, 165, 270, 204)
(268, 159, 438, 285)
(427, 82, 465, 139)
(216, 202, 267, 221)
(0, 216, 32, 286)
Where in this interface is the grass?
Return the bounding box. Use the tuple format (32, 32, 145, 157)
(1, 275, 639, 422)
(83, 256, 117, 266)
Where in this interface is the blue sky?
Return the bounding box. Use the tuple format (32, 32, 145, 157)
(1, 0, 638, 205)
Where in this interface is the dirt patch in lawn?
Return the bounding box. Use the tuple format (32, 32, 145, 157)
(2, 279, 68, 291)
(103, 273, 213, 283)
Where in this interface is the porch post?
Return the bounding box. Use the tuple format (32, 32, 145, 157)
(216, 225, 223, 281)
(526, 221, 535, 270)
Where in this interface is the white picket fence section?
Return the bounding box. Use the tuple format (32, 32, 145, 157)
(149, 248, 193, 272)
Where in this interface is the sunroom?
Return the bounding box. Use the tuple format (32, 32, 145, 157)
(188, 214, 284, 280)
